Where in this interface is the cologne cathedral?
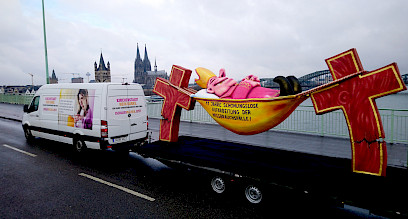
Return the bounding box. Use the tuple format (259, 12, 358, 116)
(133, 44, 168, 88)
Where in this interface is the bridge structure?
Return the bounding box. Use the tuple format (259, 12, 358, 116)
(260, 69, 332, 90)
(402, 73, 408, 85)
(261, 71, 408, 91)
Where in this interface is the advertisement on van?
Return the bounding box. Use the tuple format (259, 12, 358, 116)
(108, 96, 143, 120)
(58, 89, 95, 130)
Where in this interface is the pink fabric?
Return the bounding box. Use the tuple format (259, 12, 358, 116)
(206, 69, 279, 99)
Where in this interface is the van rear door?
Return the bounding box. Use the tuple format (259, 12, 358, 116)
(107, 85, 131, 143)
(106, 84, 147, 144)
(127, 85, 147, 140)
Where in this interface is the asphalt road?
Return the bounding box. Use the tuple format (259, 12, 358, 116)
(0, 118, 325, 218)
(0, 103, 405, 218)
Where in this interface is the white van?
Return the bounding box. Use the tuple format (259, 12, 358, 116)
(22, 83, 149, 153)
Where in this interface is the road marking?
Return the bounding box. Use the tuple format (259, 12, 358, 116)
(2, 144, 37, 157)
(78, 173, 155, 202)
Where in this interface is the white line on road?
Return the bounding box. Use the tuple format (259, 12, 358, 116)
(78, 173, 155, 202)
(2, 144, 37, 157)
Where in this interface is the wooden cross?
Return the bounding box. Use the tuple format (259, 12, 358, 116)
(153, 65, 196, 142)
(311, 48, 406, 176)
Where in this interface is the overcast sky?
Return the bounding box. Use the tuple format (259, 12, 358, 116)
(1, 0, 407, 85)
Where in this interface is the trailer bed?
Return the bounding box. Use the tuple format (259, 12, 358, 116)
(137, 135, 407, 215)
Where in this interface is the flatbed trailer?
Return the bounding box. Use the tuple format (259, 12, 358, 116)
(137, 135, 407, 216)
(142, 50, 408, 216)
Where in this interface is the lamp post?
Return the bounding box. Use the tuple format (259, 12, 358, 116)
(27, 73, 34, 86)
(42, 0, 50, 84)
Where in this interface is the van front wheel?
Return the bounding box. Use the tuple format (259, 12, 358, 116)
(74, 138, 86, 153)
(23, 126, 33, 142)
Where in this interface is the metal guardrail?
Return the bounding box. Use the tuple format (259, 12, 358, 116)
(1, 94, 406, 144)
(0, 94, 34, 105)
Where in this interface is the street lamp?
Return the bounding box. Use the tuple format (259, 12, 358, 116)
(42, 0, 50, 84)
(26, 73, 34, 86)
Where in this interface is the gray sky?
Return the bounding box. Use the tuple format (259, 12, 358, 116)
(1, 0, 407, 85)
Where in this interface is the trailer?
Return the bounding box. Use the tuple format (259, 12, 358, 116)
(135, 49, 407, 216)
(135, 134, 407, 216)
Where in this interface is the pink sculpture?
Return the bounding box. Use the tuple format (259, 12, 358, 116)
(195, 68, 300, 99)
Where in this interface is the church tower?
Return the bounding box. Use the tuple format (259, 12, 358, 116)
(133, 44, 145, 84)
(133, 44, 167, 88)
(94, 52, 111, 82)
(143, 44, 151, 72)
(49, 69, 58, 84)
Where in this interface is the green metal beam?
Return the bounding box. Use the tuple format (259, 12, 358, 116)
(42, 0, 50, 84)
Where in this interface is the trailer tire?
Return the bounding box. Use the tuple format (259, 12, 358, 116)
(211, 177, 226, 194)
(245, 185, 262, 204)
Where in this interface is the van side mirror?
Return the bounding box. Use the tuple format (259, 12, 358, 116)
(23, 105, 29, 113)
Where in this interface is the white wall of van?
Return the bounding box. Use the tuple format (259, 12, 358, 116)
(22, 83, 148, 153)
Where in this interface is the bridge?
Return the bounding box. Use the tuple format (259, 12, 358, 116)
(260, 70, 332, 90)
(261, 71, 408, 91)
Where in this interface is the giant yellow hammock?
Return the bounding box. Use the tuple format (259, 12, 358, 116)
(193, 95, 308, 135)
(190, 70, 361, 135)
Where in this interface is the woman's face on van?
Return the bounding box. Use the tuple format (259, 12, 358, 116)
(78, 94, 88, 109)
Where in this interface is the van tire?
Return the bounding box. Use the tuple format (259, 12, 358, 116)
(23, 125, 33, 142)
(73, 137, 86, 153)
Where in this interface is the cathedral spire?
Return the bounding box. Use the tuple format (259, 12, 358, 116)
(136, 43, 141, 61)
(144, 44, 149, 62)
(143, 44, 151, 72)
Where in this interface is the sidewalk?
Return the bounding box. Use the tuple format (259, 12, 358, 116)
(0, 103, 23, 122)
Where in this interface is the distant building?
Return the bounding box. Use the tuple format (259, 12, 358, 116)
(49, 69, 58, 84)
(94, 52, 111, 82)
(133, 44, 168, 89)
(72, 77, 84, 83)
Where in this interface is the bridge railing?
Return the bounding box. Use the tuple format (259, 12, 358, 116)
(1, 94, 406, 144)
(147, 101, 408, 144)
(0, 93, 34, 105)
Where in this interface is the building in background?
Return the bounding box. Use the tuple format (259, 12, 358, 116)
(71, 77, 84, 83)
(49, 69, 58, 84)
(94, 52, 111, 82)
(133, 44, 168, 89)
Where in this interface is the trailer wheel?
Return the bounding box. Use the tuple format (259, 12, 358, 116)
(74, 138, 86, 153)
(245, 185, 262, 204)
(211, 177, 226, 194)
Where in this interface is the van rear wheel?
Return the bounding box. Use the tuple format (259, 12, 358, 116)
(74, 138, 86, 153)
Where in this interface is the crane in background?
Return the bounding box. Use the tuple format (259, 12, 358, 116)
(26, 73, 34, 86)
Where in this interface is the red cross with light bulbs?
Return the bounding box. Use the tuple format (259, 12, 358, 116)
(153, 65, 196, 142)
(311, 48, 406, 176)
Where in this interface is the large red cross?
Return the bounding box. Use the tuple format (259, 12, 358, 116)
(153, 65, 196, 142)
(311, 49, 406, 176)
